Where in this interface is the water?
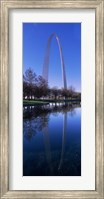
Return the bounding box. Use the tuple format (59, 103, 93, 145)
(23, 103, 81, 176)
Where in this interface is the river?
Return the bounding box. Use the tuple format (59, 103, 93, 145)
(23, 102, 81, 176)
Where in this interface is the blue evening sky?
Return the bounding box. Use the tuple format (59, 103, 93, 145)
(23, 23, 81, 92)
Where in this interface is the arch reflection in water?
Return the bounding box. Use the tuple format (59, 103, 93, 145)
(43, 112, 67, 175)
(23, 103, 81, 176)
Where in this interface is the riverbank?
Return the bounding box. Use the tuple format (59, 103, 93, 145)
(23, 99, 81, 106)
(23, 100, 49, 106)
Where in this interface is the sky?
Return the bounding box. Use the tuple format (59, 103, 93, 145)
(23, 23, 81, 92)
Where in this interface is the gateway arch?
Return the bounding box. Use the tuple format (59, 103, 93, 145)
(42, 33, 67, 89)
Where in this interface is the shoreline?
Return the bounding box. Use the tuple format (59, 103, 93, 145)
(23, 99, 81, 106)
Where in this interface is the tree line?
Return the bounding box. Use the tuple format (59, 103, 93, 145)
(23, 68, 81, 100)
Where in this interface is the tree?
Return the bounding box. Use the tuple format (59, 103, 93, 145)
(69, 86, 75, 99)
(23, 68, 37, 99)
(73, 92, 81, 100)
(23, 80, 28, 99)
(35, 75, 48, 98)
(51, 87, 59, 100)
(47, 88, 51, 99)
(24, 68, 36, 84)
(61, 88, 69, 99)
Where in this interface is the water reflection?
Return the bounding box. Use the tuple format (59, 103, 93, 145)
(42, 112, 67, 174)
(58, 112, 67, 171)
(23, 103, 81, 176)
(42, 126, 53, 174)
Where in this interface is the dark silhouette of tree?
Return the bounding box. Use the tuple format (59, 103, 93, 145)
(69, 86, 75, 99)
(51, 87, 59, 100)
(23, 79, 28, 99)
(61, 88, 69, 99)
(46, 88, 51, 99)
(66, 89, 72, 99)
(24, 68, 36, 84)
(23, 68, 37, 99)
(35, 75, 48, 98)
(23, 68, 81, 101)
(73, 92, 81, 100)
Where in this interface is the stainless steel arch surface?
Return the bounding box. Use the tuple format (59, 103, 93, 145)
(42, 33, 67, 89)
